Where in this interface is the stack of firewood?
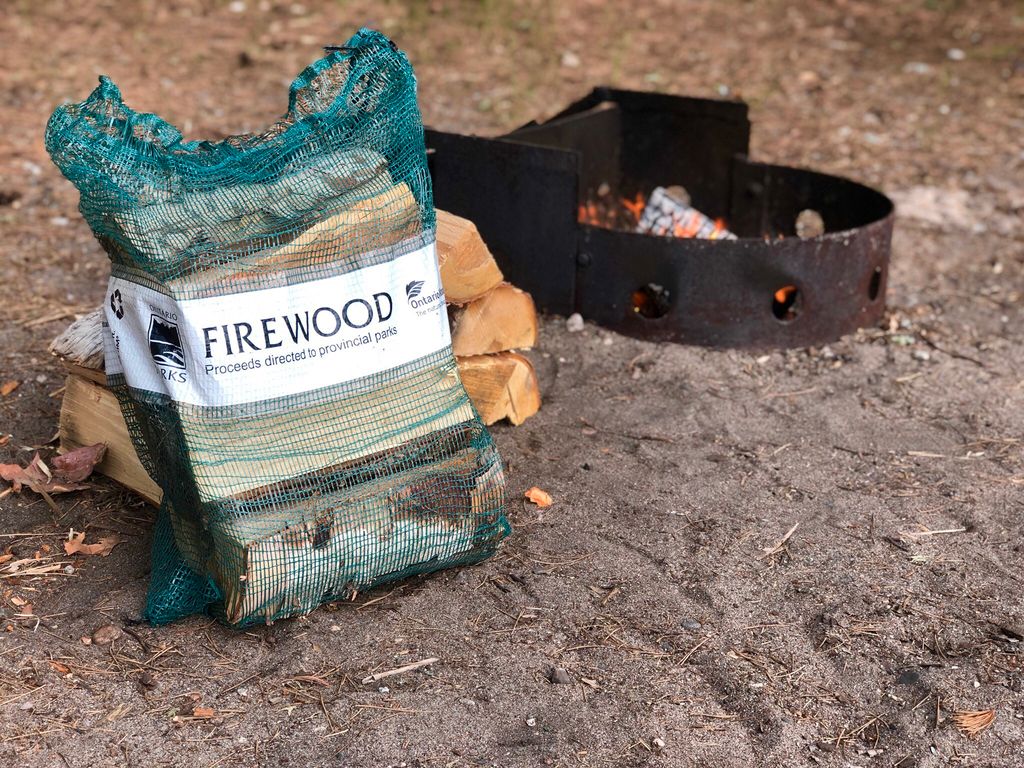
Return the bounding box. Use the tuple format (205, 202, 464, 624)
(49, 210, 540, 507)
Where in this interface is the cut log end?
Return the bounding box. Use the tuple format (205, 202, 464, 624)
(456, 352, 541, 426)
(449, 283, 537, 357)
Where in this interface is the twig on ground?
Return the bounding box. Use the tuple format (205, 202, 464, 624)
(759, 522, 800, 559)
(361, 657, 438, 685)
(899, 526, 968, 538)
(677, 637, 710, 665)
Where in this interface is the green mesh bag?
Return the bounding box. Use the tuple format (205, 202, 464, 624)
(45, 29, 510, 626)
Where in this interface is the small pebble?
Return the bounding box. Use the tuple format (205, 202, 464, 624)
(378, 686, 390, 694)
(903, 62, 933, 75)
(680, 618, 702, 631)
(526, 716, 536, 727)
(795, 209, 825, 239)
(560, 51, 581, 69)
(566, 313, 584, 333)
(63, 565, 75, 575)
(547, 667, 572, 685)
(912, 350, 931, 362)
(92, 624, 123, 645)
(19, 701, 33, 711)
(947, 48, 966, 61)
(797, 70, 821, 89)
(652, 737, 666, 752)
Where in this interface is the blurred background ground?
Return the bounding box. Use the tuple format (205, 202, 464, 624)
(0, 1, 1022, 766)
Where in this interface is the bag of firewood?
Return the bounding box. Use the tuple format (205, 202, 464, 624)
(44, 29, 510, 626)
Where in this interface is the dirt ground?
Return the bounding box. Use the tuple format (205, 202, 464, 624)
(2, 1, 1023, 766)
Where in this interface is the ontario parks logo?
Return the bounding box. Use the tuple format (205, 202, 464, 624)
(405, 279, 443, 313)
(405, 280, 425, 303)
(148, 314, 186, 370)
(109, 289, 125, 320)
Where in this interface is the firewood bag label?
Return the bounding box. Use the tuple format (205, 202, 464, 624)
(103, 242, 449, 406)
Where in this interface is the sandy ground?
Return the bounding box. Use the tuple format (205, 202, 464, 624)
(1, 1, 1023, 766)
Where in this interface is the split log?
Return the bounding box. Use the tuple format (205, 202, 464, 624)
(171, 183, 422, 292)
(449, 283, 537, 357)
(435, 211, 505, 303)
(113, 147, 394, 262)
(456, 352, 541, 426)
(217, 426, 505, 623)
(59, 374, 161, 505)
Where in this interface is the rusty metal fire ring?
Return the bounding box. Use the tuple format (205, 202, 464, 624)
(427, 87, 894, 349)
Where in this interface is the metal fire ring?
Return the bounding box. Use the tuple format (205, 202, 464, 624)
(426, 87, 894, 349)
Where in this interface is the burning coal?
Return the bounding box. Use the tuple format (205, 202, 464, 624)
(579, 185, 735, 240)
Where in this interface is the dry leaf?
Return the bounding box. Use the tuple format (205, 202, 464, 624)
(0, 443, 106, 495)
(524, 486, 553, 507)
(64, 531, 122, 558)
(953, 709, 996, 738)
(0, 380, 19, 397)
(192, 706, 215, 719)
(50, 443, 107, 481)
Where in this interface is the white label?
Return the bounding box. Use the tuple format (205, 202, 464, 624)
(103, 243, 450, 407)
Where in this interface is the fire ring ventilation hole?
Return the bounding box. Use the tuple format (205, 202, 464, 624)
(772, 285, 801, 323)
(868, 267, 883, 302)
(632, 283, 671, 319)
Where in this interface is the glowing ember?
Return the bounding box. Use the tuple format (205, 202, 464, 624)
(578, 201, 602, 226)
(622, 192, 646, 224)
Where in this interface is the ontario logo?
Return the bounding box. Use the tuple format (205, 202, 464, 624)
(405, 279, 444, 312)
(148, 314, 187, 370)
(405, 280, 425, 303)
